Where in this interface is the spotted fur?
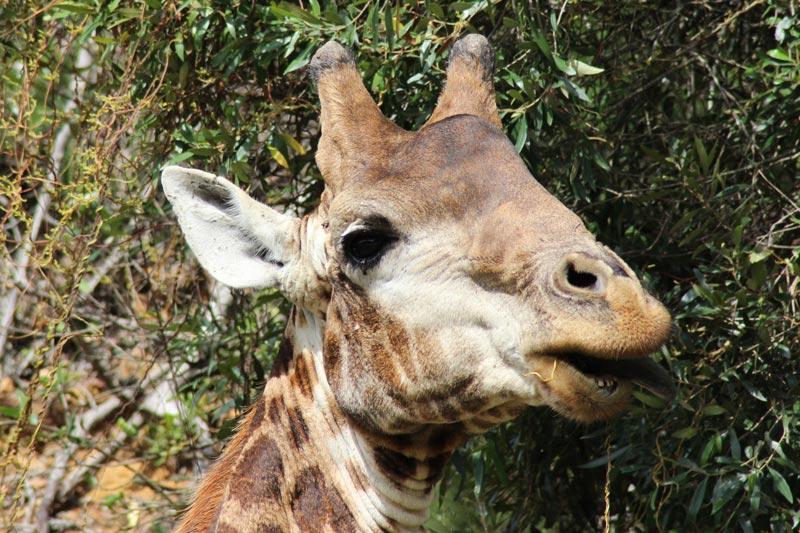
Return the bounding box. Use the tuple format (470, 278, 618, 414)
(162, 35, 674, 533)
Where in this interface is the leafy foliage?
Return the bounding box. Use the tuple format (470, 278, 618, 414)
(1, 1, 797, 531)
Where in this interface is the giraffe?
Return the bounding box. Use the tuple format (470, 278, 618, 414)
(161, 35, 675, 533)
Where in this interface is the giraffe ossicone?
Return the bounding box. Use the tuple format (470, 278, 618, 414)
(161, 34, 674, 533)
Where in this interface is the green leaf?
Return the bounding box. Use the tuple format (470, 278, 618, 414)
(513, 115, 528, 153)
(277, 133, 307, 155)
(485, 439, 508, 483)
(268, 146, 289, 168)
(747, 250, 771, 264)
(750, 475, 762, 514)
(165, 151, 194, 165)
(231, 161, 254, 183)
(694, 135, 711, 174)
(93, 36, 115, 45)
(569, 58, 604, 76)
(558, 77, 590, 102)
(173, 39, 185, 62)
(688, 477, 708, 518)
(768, 468, 793, 504)
(471, 451, 484, 496)
(766, 49, 791, 62)
(52, 2, 96, 15)
(427, 2, 444, 18)
(700, 435, 719, 466)
(747, 260, 768, 289)
(117, 8, 142, 19)
(578, 445, 631, 469)
(702, 404, 727, 416)
(633, 390, 667, 409)
(457, 0, 489, 19)
(729, 429, 741, 462)
(530, 29, 552, 59)
(284, 43, 314, 74)
(191, 147, 217, 157)
(710, 475, 744, 514)
(673, 427, 698, 440)
(272, 2, 321, 24)
(116, 417, 138, 437)
(0, 405, 20, 419)
(553, 55, 575, 75)
(592, 151, 611, 171)
(425, 520, 449, 533)
(384, 2, 394, 49)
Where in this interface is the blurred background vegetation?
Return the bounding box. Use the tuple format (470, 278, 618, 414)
(1, 1, 797, 531)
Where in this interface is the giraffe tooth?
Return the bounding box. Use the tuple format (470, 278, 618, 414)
(592, 377, 617, 392)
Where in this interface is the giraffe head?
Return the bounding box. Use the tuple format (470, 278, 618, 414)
(162, 36, 673, 446)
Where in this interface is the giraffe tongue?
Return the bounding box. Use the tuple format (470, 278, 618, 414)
(613, 358, 675, 403)
(563, 354, 675, 403)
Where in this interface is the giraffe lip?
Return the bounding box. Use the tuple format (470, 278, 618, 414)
(558, 352, 676, 403)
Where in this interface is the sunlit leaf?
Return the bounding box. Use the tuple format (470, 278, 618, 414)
(268, 146, 289, 168)
(569, 58, 604, 76)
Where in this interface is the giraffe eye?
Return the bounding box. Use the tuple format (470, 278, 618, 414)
(342, 227, 397, 269)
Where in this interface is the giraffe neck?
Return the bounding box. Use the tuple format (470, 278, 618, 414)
(176, 309, 454, 533)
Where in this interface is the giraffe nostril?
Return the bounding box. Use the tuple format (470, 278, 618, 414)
(566, 263, 601, 290)
(558, 257, 608, 294)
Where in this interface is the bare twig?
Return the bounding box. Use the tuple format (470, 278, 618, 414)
(0, 43, 93, 369)
(30, 355, 210, 532)
(0, 186, 52, 367)
(34, 395, 122, 533)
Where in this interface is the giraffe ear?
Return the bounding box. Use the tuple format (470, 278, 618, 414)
(161, 166, 299, 289)
(424, 34, 501, 128)
(309, 41, 405, 193)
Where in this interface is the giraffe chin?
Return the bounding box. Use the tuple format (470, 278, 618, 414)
(527, 353, 674, 423)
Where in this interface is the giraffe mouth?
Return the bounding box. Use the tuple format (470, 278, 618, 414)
(557, 352, 675, 402)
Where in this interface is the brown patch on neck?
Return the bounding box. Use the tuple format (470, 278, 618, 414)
(291, 466, 357, 531)
(212, 432, 285, 532)
(290, 350, 314, 399)
(269, 321, 295, 378)
(175, 397, 268, 533)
